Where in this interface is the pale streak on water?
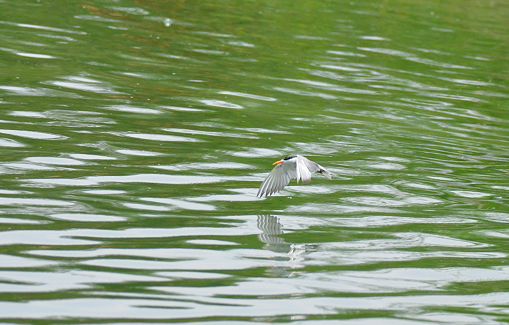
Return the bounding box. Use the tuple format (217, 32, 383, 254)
(0, 0, 508, 324)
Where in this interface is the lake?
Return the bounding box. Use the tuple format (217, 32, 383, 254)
(1, 0, 509, 324)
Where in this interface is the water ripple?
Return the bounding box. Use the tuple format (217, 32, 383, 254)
(0, 197, 73, 206)
(0, 293, 507, 320)
(0, 21, 87, 34)
(140, 198, 215, 211)
(163, 127, 257, 139)
(104, 105, 161, 114)
(153, 161, 254, 171)
(0, 129, 66, 140)
(50, 213, 125, 222)
(112, 132, 202, 142)
(1, 0, 508, 323)
(218, 91, 277, 101)
(27, 174, 225, 186)
(199, 99, 243, 109)
(0, 270, 162, 293)
(0, 138, 24, 147)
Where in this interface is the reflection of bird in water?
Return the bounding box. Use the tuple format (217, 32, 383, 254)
(257, 215, 317, 273)
(257, 214, 286, 253)
(257, 155, 332, 197)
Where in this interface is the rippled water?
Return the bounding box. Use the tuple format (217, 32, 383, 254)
(1, 0, 509, 323)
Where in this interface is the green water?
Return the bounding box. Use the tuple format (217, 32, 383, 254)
(1, 0, 509, 323)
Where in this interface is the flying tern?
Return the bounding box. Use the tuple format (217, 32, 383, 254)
(257, 155, 332, 197)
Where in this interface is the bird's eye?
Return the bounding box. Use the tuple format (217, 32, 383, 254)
(283, 156, 295, 160)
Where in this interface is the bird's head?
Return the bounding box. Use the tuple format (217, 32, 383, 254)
(273, 156, 295, 165)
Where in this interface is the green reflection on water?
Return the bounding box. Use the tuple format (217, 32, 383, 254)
(0, 0, 509, 323)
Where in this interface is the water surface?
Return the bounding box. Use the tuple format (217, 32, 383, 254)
(1, 0, 509, 323)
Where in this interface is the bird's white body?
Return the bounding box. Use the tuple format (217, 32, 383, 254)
(257, 155, 332, 197)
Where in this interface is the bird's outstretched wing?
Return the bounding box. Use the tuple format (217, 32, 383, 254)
(298, 155, 332, 180)
(257, 162, 297, 197)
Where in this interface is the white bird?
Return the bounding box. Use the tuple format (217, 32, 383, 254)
(257, 155, 332, 197)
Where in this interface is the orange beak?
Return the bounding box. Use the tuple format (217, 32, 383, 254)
(272, 160, 283, 165)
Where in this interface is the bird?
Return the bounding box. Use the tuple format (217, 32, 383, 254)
(257, 155, 332, 197)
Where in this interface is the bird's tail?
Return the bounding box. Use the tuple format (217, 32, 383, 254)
(319, 168, 332, 180)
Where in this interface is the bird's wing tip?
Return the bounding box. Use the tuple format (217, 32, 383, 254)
(321, 169, 333, 180)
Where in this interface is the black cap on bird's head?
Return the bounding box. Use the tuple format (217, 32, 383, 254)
(273, 156, 295, 165)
